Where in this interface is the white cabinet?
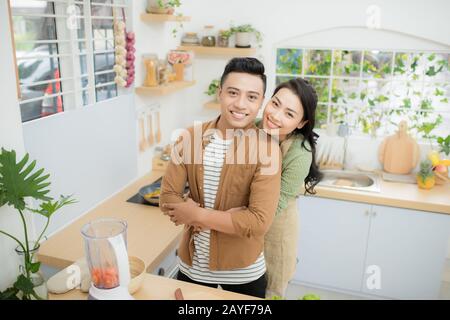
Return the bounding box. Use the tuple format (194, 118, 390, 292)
(362, 205, 450, 299)
(294, 195, 450, 299)
(294, 196, 370, 292)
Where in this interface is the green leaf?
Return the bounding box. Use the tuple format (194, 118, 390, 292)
(0, 149, 52, 211)
(13, 274, 34, 297)
(29, 261, 41, 274)
(0, 286, 19, 300)
(28, 195, 77, 218)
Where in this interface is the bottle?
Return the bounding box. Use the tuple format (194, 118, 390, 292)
(143, 54, 159, 87)
(201, 25, 216, 47)
(181, 32, 200, 46)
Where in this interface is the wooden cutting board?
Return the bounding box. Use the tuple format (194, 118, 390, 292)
(378, 120, 420, 174)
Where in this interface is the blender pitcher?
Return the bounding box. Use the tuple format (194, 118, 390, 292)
(81, 218, 133, 300)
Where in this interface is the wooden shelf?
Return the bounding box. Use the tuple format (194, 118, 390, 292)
(204, 100, 220, 110)
(140, 13, 191, 22)
(177, 46, 257, 57)
(135, 81, 196, 95)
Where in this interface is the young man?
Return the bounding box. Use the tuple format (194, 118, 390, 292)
(159, 57, 281, 298)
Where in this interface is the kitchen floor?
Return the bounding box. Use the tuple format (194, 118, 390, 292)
(285, 258, 450, 300)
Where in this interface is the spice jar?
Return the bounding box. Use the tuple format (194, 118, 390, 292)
(143, 54, 159, 87)
(217, 29, 230, 47)
(201, 25, 216, 47)
(181, 32, 200, 46)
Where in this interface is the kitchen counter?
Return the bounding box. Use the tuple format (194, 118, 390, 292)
(308, 177, 450, 215)
(49, 273, 259, 300)
(38, 170, 181, 272)
(39, 170, 450, 273)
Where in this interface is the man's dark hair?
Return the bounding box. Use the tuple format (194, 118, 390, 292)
(220, 57, 267, 95)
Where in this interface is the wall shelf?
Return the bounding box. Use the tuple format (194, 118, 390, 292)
(135, 81, 196, 96)
(140, 13, 191, 22)
(177, 46, 256, 57)
(204, 100, 220, 110)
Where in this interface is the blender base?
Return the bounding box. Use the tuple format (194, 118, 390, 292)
(88, 285, 134, 300)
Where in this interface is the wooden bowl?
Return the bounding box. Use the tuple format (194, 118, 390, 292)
(128, 256, 146, 294)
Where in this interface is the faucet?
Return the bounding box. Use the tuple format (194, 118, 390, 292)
(337, 123, 350, 170)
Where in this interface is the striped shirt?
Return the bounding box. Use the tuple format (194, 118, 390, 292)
(179, 132, 266, 284)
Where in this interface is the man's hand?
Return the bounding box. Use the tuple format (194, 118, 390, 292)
(163, 198, 203, 226)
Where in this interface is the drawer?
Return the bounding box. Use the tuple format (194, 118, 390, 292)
(150, 247, 179, 278)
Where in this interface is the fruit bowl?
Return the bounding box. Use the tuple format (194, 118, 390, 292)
(128, 256, 146, 294)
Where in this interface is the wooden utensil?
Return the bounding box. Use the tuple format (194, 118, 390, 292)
(147, 113, 154, 147)
(379, 120, 420, 174)
(139, 117, 147, 152)
(174, 288, 184, 300)
(155, 110, 161, 144)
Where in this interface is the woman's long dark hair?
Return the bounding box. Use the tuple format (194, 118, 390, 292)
(273, 78, 322, 194)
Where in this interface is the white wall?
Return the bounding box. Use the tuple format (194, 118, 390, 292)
(0, 0, 27, 290)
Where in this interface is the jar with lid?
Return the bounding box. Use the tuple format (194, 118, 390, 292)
(181, 32, 200, 46)
(201, 25, 216, 47)
(142, 54, 159, 87)
(217, 29, 230, 48)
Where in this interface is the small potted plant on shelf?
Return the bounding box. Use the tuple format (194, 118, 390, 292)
(230, 24, 263, 48)
(429, 134, 450, 185)
(204, 79, 220, 102)
(217, 29, 232, 48)
(147, 0, 181, 14)
(0, 148, 76, 300)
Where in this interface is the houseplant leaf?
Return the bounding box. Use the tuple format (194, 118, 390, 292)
(0, 148, 52, 211)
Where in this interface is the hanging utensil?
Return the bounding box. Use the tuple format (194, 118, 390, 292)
(139, 116, 147, 152)
(147, 112, 154, 147)
(156, 109, 161, 144)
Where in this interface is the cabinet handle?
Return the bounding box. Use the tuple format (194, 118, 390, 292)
(372, 211, 377, 217)
(158, 268, 165, 276)
(365, 210, 370, 216)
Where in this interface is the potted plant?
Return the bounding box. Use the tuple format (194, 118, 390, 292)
(217, 29, 232, 48)
(230, 24, 263, 48)
(0, 148, 76, 299)
(204, 79, 220, 102)
(147, 0, 181, 15)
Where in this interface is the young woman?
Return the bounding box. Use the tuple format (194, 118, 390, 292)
(258, 78, 322, 298)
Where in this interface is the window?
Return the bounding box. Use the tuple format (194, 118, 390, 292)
(9, 0, 127, 123)
(276, 48, 450, 140)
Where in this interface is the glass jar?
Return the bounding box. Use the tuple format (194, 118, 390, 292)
(15, 243, 48, 300)
(142, 54, 159, 87)
(181, 32, 200, 46)
(201, 25, 216, 47)
(217, 30, 229, 47)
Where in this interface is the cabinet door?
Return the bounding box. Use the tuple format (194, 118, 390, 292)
(294, 196, 371, 292)
(362, 205, 450, 299)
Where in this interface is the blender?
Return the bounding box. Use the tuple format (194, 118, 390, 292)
(81, 218, 134, 300)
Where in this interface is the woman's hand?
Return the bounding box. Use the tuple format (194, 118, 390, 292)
(163, 198, 203, 226)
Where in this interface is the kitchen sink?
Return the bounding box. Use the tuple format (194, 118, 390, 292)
(318, 170, 381, 193)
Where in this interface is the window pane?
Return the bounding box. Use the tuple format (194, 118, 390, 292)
(304, 49, 331, 76)
(305, 77, 329, 103)
(276, 49, 302, 75)
(96, 84, 117, 102)
(362, 51, 393, 79)
(315, 104, 328, 129)
(333, 50, 362, 77)
(331, 79, 361, 105)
